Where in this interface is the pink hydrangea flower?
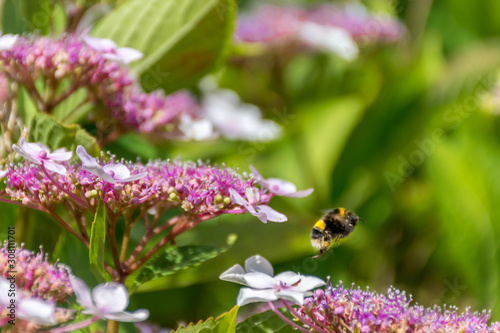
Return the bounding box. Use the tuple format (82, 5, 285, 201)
(12, 138, 72, 175)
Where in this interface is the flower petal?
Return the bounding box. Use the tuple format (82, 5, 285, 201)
(115, 47, 143, 64)
(103, 164, 131, 179)
(43, 160, 68, 175)
(281, 188, 314, 198)
(18, 298, 55, 325)
(219, 264, 247, 285)
(0, 34, 18, 51)
(249, 165, 264, 181)
(244, 255, 273, 276)
(77, 146, 117, 184)
(0, 169, 8, 179)
(298, 23, 358, 61)
(12, 143, 41, 164)
(70, 276, 95, 310)
(290, 276, 326, 293)
(255, 205, 287, 222)
(92, 282, 129, 314)
(243, 272, 276, 289)
(237, 287, 278, 307)
(265, 178, 297, 194)
(104, 309, 150, 322)
(275, 289, 306, 305)
(48, 148, 73, 161)
(83, 35, 117, 52)
(0, 278, 12, 306)
(274, 271, 302, 285)
(229, 188, 257, 214)
(119, 172, 149, 183)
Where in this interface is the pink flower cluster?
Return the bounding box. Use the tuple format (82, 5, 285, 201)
(0, 34, 203, 137)
(2, 142, 312, 223)
(0, 242, 73, 303)
(296, 280, 500, 333)
(236, 3, 404, 45)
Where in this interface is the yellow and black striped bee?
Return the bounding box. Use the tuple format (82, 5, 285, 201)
(310, 208, 366, 258)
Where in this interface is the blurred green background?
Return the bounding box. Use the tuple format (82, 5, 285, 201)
(4, 0, 500, 330)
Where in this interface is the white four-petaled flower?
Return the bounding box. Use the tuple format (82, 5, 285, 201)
(76, 146, 148, 184)
(70, 276, 149, 322)
(220, 255, 325, 306)
(12, 138, 72, 175)
(83, 35, 143, 64)
(250, 165, 314, 198)
(229, 188, 287, 223)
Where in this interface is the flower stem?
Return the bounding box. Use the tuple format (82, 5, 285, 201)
(107, 319, 119, 333)
(41, 165, 88, 208)
(49, 315, 99, 333)
(267, 301, 310, 333)
(281, 300, 330, 333)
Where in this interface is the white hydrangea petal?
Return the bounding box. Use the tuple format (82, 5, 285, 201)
(219, 264, 247, 285)
(0, 34, 18, 51)
(70, 276, 96, 310)
(103, 164, 131, 179)
(48, 148, 73, 161)
(244, 187, 260, 203)
(298, 23, 358, 61)
(290, 276, 326, 293)
(0, 169, 7, 179)
(281, 188, 314, 198)
(229, 188, 257, 214)
(119, 172, 149, 182)
(244, 255, 273, 276)
(255, 205, 287, 222)
(274, 271, 302, 285)
(265, 178, 297, 194)
(18, 298, 55, 325)
(115, 47, 143, 64)
(179, 115, 216, 141)
(243, 272, 276, 289)
(12, 143, 41, 164)
(83, 35, 117, 52)
(275, 290, 306, 305)
(20, 139, 49, 156)
(237, 287, 278, 307)
(249, 165, 264, 182)
(76, 146, 100, 168)
(92, 282, 129, 314)
(104, 309, 150, 322)
(43, 160, 68, 175)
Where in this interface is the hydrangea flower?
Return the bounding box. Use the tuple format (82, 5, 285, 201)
(0, 34, 17, 51)
(70, 276, 149, 322)
(298, 22, 358, 60)
(293, 280, 500, 332)
(0, 242, 73, 303)
(250, 165, 313, 198)
(12, 138, 72, 175)
(82, 35, 143, 64)
(76, 145, 148, 184)
(220, 255, 325, 306)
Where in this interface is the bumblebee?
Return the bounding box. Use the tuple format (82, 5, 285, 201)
(310, 207, 365, 258)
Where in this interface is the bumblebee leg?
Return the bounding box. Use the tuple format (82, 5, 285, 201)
(312, 247, 326, 259)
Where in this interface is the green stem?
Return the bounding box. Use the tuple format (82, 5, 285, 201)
(107, 319, 119, 333)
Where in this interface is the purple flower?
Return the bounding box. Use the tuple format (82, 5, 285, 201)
(220, 255, 325, 306)
(229, 188, 286, 223)
(83, 35, 143, 64)
(70, 276, 149, 322)
(250, 165, 313, 198)
(76, 145, 148, 184)
(12, 138, 72, 175)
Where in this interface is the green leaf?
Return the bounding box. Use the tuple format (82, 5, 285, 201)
(173, 305, 238, 333)
(89, 201, 107, 283)
(236, 309, 291, 333)
(92, 0, 236, 93)
(28, 113, 99, 155)
(2, 0, 51, 34)
(129, 234, 237, 292)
